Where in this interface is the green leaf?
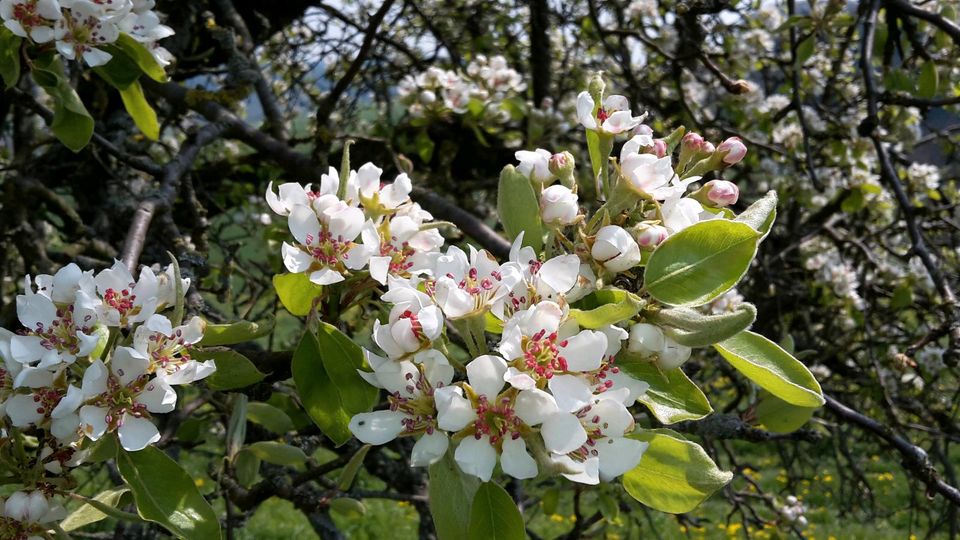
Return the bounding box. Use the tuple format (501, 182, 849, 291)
(416, 130, 435, 163)
(199, 316, 275, 347)
(429, 452, 480, 540)
(755, 391, 818, 433)
(468, 482, 525, 540)
(330, 497, 367, 518)
(314, 322, 378, 413)
(246, 401, 295, 434)
(116, 446, 221, 540)
(623, 429, 732, 513)
(890, 283, 914, 309)
(918, 61, 939, 99)
(714, 331, 825, 407)
(31, 57, 94, 152)
(61, 489, 134, 531)
(569, 289, 644, 329)
(234, 449, 260, 488)
(497, 165, 543, 252)
(246, 441, 308, 466)
(273, 273, 323, 317)
(796, 35, 815, 65)
(652, 304, 757, 348)
(94, 46, 144, 89)
(118, 81, 159, 140)
(644, 220, 759, 307)
(292, 331, 352, 446)
(194, 348, 266, 390)
(115, 34, 168, 82)
(733, 190, 777, 242)
(337, 445, 371, 491)
(0, 27, 21, 89)
(618, 355, 713, 423)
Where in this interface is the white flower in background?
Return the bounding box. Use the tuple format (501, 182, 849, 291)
(350, 357, 452, 467)
(428, 245, 523, 319)
(132, 315, 214, 384)
(707, 288, 744, 314)
(433, 355, 539, 482)
(10, 266, 101, 368)
(540, 184, 579, 225)
(265, 170, 337, 216)
(0, 0, 61, 41)
(94, 260, 159, 328)
(592, 226, 641, 273)
(577, 92, 645, 134)
(515, 149, 555, 184)
(79, 351, 177, 451)
(498, 301, 607, 390)
(281, 201, 375, 285)
(53, 1, 122, 67)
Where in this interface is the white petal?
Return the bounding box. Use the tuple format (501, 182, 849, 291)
(541, 412, 587, 454)
(434, 386, 476, 431)
(288, 205, 322, 245)
(118, 415, 161, 451)
(112, 347, 149, 386)
(538, 255, 580, 295)
(597, 438, 647, 481)
(503, 367, 536, 390)
(410, 431, 449, 466)
(309, 268, 344, 285)
(6, 394, 44, 426)
(282, 242, 314, 273)
(559, 330, 607, 372)
(576, 91, 597, 130)
(500, 437, 538, 479)
(138, 378, 177, 414)
(560, 455, 600, 485)
(81, 359, 108, 398)
(548, 375, 593, 412)
(466, 355, 507, 398)
(51, 385, 82, 418)
(79, 405, 108, 440)
(514, 388, 559, 426)
(603, 95, 629, 112)
(349, 410, 406, 445)
(454, 435, 497, 482)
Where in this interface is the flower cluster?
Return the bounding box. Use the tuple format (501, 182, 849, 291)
(397, 55, 525, 124)
(328, 85, 763, 486)
(0, 260, 211, 536)
(0, 0, 174, 67)
(266, 162, 443, 286)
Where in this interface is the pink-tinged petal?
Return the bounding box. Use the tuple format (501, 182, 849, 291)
(559, 330, 607, 372)
(349, 410, 406, 445)
(500, 437, 538, 479)
(454, 435, 497, 482)
(514, 388, 559, 426)
(602, 110, 642, 134)
(541, 412, 587, 454)
(410, 431, 449, 467)
(356, 162, 383, 197)
(118, 415, 161, 451)
(602, 95, 629, 112)
(465, 355, 507, 398)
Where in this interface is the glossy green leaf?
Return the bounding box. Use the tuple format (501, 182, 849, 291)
(118, 81, 159, 140)
(755, 391, 818, 433)
(714, 331, 825, 407)
(199, 316, 275, 347)
(623, 429, 732, 513)
(194, 348, 266, 390)
(468, 482, 525, 540)
(619, 355, 713, 423)
(61, 489, 134, 531)
(31, 58, 94, 152)
(314, 321, 378, 413)
(94, 46, 143, 89)
(246, 401, 294, 434)
(653, 304, 757, 348)
(733, 190, 777, 242)
(246, 441, 308, 466)
(116, 446, 221, 540)
(497, 165, 543, 252)
(337, 445, 371, 491)
(273, 272, 323, 317)
(292, 331, 351, 446)
(429, 452, 480, 540)
(0, 27, 21, 89)
(918, 61, 938, 99)
(570, 288, 644, 329)
(115, 34, 168, 82)
(644, 220, 759, 307)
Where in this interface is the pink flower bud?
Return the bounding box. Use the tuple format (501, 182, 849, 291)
(634, 224, 669, 248)
(682, 132, 704, 152)
(701, 141, 716, 154)
(548, 151, 575, 175)
(650, 139, 668, 158)
(705, 180, 739, 207)
(717, 137, 747, 165)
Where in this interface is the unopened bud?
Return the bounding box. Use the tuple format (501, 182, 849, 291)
(633, 223, 669, 249)
(548, 151, 575, 176)
(717, 136, 747, 165)
(650, 139, 668, 158)
(701, 140, 716, 154)
(681, 132, 705, 152)
(420, 90, 436, 104)
(731, 79, 753, 94)
(705, 180, 739, 207)
(587, 72, 606, 104)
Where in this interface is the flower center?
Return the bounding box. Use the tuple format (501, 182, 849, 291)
(85, 373, 151, 432)
(12, 2, 44, 28)
(389, 371, 441, 435)
(596, 107, 609, 122)
(519, 330, 567, 380)
(303, 230, 354, 269)
(104, 287, 139, 324)
(145, 329, 193, 375)
(568, 403, 608, 461)
(587, 358, 618, 394)
(381, 238, 416, 276)
(22, 304, 94, 356)
(472, 395, 522, 447)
